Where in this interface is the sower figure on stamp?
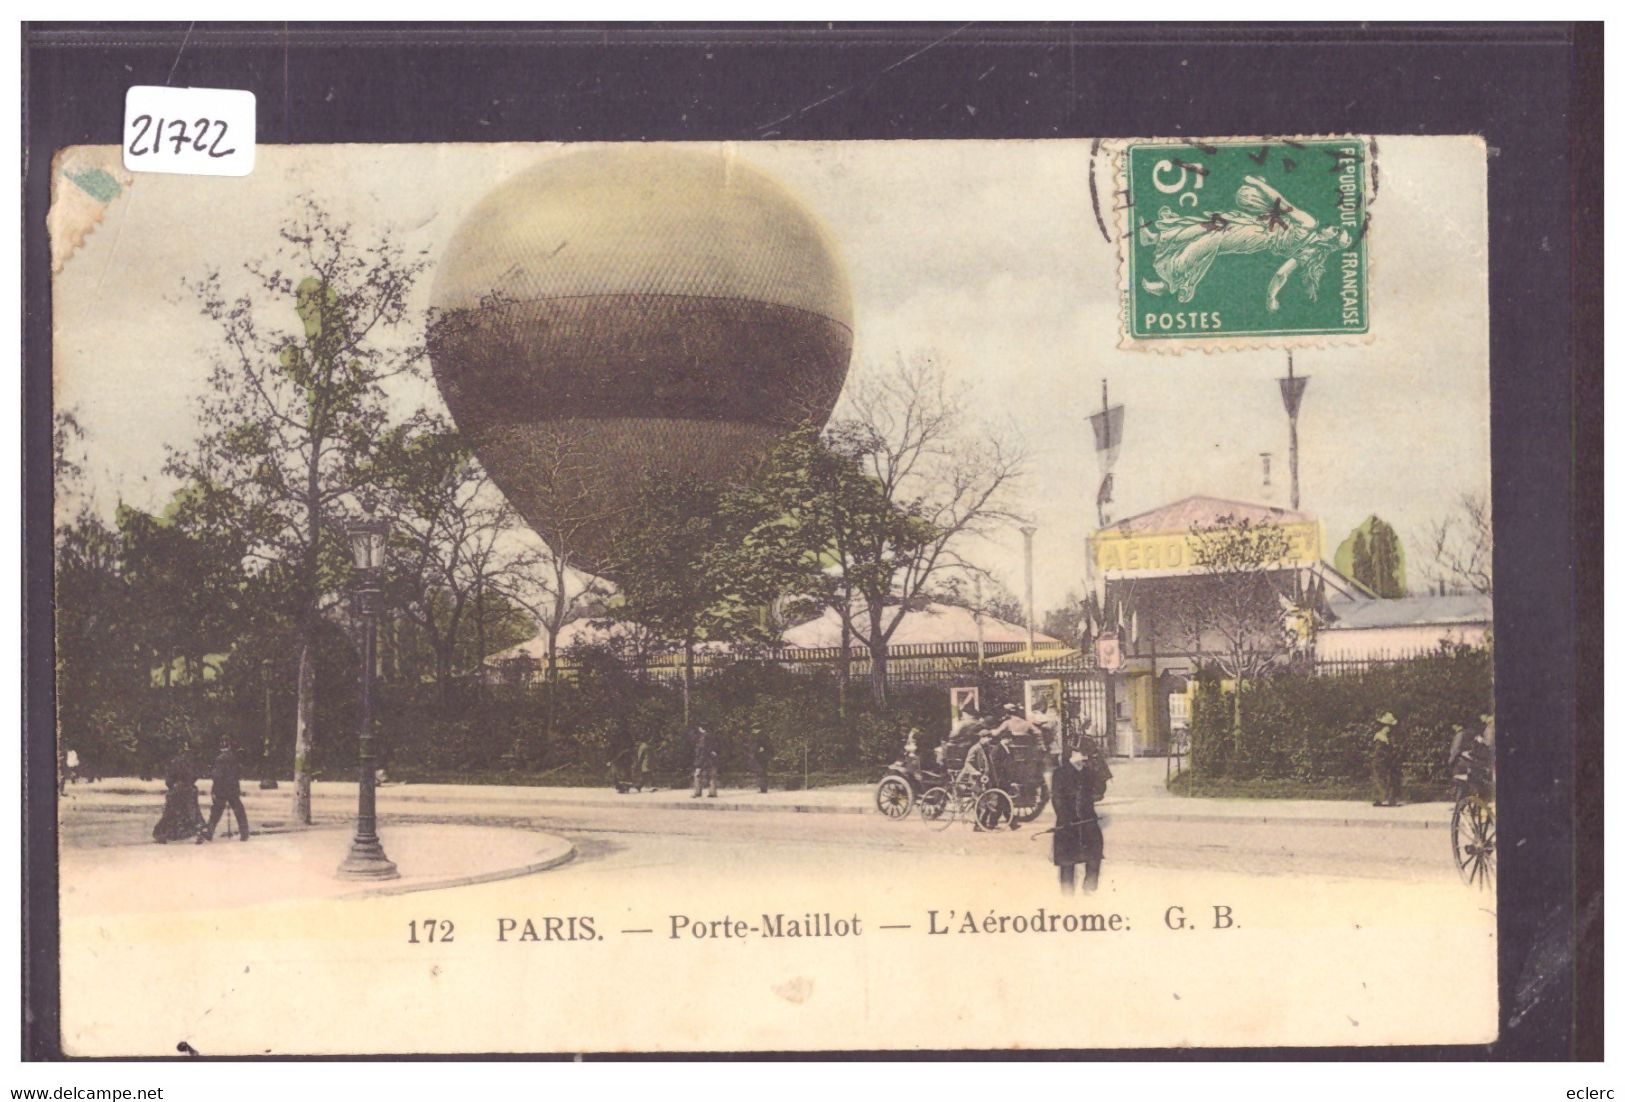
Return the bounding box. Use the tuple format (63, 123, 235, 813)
(1051, 747, 1105, 894)
(1138, 175, 1352, 313)
(690, 725, 718, 799)
(197, 741, 249, 843)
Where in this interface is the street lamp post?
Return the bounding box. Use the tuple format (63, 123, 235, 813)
(1020, 525, 1038, 656)
(337, 499, 399, 881)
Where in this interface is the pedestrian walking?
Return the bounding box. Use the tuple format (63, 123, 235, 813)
(1370, 710, 1403, 807)
(197, 742, 250, 843)
(690, 725, 718, 799)
(1051, 747, 1105, 894)
(749, 723, 771, 794)
(632, 737, 653, 792)
(153, 743, 205, 844)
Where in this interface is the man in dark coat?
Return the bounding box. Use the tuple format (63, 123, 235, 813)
(690, 725, 718, 799)
(1051, 748, 1103, 893)
(198, 743, 249, 843)
(632, 738, 653, 793)
(749, 724, 771, 794)
(1370, 710, 1403, 807)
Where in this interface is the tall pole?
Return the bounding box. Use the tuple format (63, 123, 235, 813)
(338, 582, 398, 880)
(1020, 526, 1037, 655)
(973, 575, 986, 671)
(1280, 352, 1308, 512)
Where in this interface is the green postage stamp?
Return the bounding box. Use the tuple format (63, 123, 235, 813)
(1118, 137, 1371, 346)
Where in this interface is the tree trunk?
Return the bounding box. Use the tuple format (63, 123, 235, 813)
(474, 583, 487, 701)
(867, 607, 890, 709)
(434, 642, 454, 702)
(544, 622, 561, 742)
(868, 640, 889, 710)
(292, 637, 315, 824)
(837, 616, 851, 720)
(682, 637, 695, 724)
(1231, 679, 1244, 755)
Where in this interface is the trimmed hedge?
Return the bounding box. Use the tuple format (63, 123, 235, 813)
(62, 648, 949, 788)
(1187, 646, 1491, 799)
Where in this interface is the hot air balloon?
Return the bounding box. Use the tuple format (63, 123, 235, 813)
(428, 145, 854, 575)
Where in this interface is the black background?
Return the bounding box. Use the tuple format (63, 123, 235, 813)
(22, 22, 1603, 1061)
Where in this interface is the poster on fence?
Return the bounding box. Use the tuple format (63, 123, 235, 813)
(47, 133, 1498, 1056)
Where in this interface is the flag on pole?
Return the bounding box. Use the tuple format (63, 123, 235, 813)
(1090, 402, 1125, 466)
(1090, 391, 1125, 526)
(1280, 352, 1309, 418)
(1280, 375, 1308, 418)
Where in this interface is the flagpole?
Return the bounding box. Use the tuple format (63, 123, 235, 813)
(1280, 352, 1308, 512)
(1287, 354, 1299, 510)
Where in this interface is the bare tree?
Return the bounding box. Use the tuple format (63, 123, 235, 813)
(820, 354, 1027, 707)
(1425, 492, 1493, 596)
(499, 435, 614, 746)
(1171, 514, 1295, 740)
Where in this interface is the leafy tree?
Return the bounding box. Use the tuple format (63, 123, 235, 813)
(607, 470, 812, 721)
(115, 485, 250, 687)
(167, 198, 428, 822)
(1335, 515, 1407, 598)
(54, 413, 141, 773)
(370, 417, 540, 697)
(1039, 589, 1091, 648)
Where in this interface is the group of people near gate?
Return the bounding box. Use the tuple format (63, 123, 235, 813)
(150, 741, 251, 845)
(603, 722, 774, 799)
(936, 699, 1113, 898)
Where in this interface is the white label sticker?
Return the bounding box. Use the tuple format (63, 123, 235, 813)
(122, 86, 256, 177)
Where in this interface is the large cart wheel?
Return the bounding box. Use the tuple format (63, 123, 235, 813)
(1452, 793, 1496, 890)
(1011, 781, 1050, 825)
(919, 787, 950, 826)
(974, 788, 1014, 832)
(875, 776, 914, 820)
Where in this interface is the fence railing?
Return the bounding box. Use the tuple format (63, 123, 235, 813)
(1311, 648, 1461, 677)
(484, 642, 1473, 688)
(485, 641, 1088, 687)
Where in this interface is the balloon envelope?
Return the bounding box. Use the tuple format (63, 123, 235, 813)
(429, 146, 854, 575)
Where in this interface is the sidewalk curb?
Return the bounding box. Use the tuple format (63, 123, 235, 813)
(73, 786, 1451, 831)
(382, 791, 1450, 831)
(344, 837, 577, 900)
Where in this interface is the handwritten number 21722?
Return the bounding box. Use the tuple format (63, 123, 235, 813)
(127, 115, 236, 159)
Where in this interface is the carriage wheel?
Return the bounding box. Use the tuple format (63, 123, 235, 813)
(1012, 781, 1050, 825)
(1452, 794, 1495, 890)
(919, 787, 950, 826)
(974, 789, 1014, 832)
(875, 777, 913, 820)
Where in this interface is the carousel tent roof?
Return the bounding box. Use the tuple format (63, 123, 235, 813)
(1324, 593, 1491, 631)
(1099, 495, 1314, 535)
(780, 603, 1062, 650)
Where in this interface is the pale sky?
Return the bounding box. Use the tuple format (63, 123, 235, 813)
(54, 136, 1489, 617)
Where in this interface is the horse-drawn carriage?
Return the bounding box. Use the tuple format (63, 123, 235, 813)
(1450, 725, 1495, 890)
(874, 733, 1050, 830)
